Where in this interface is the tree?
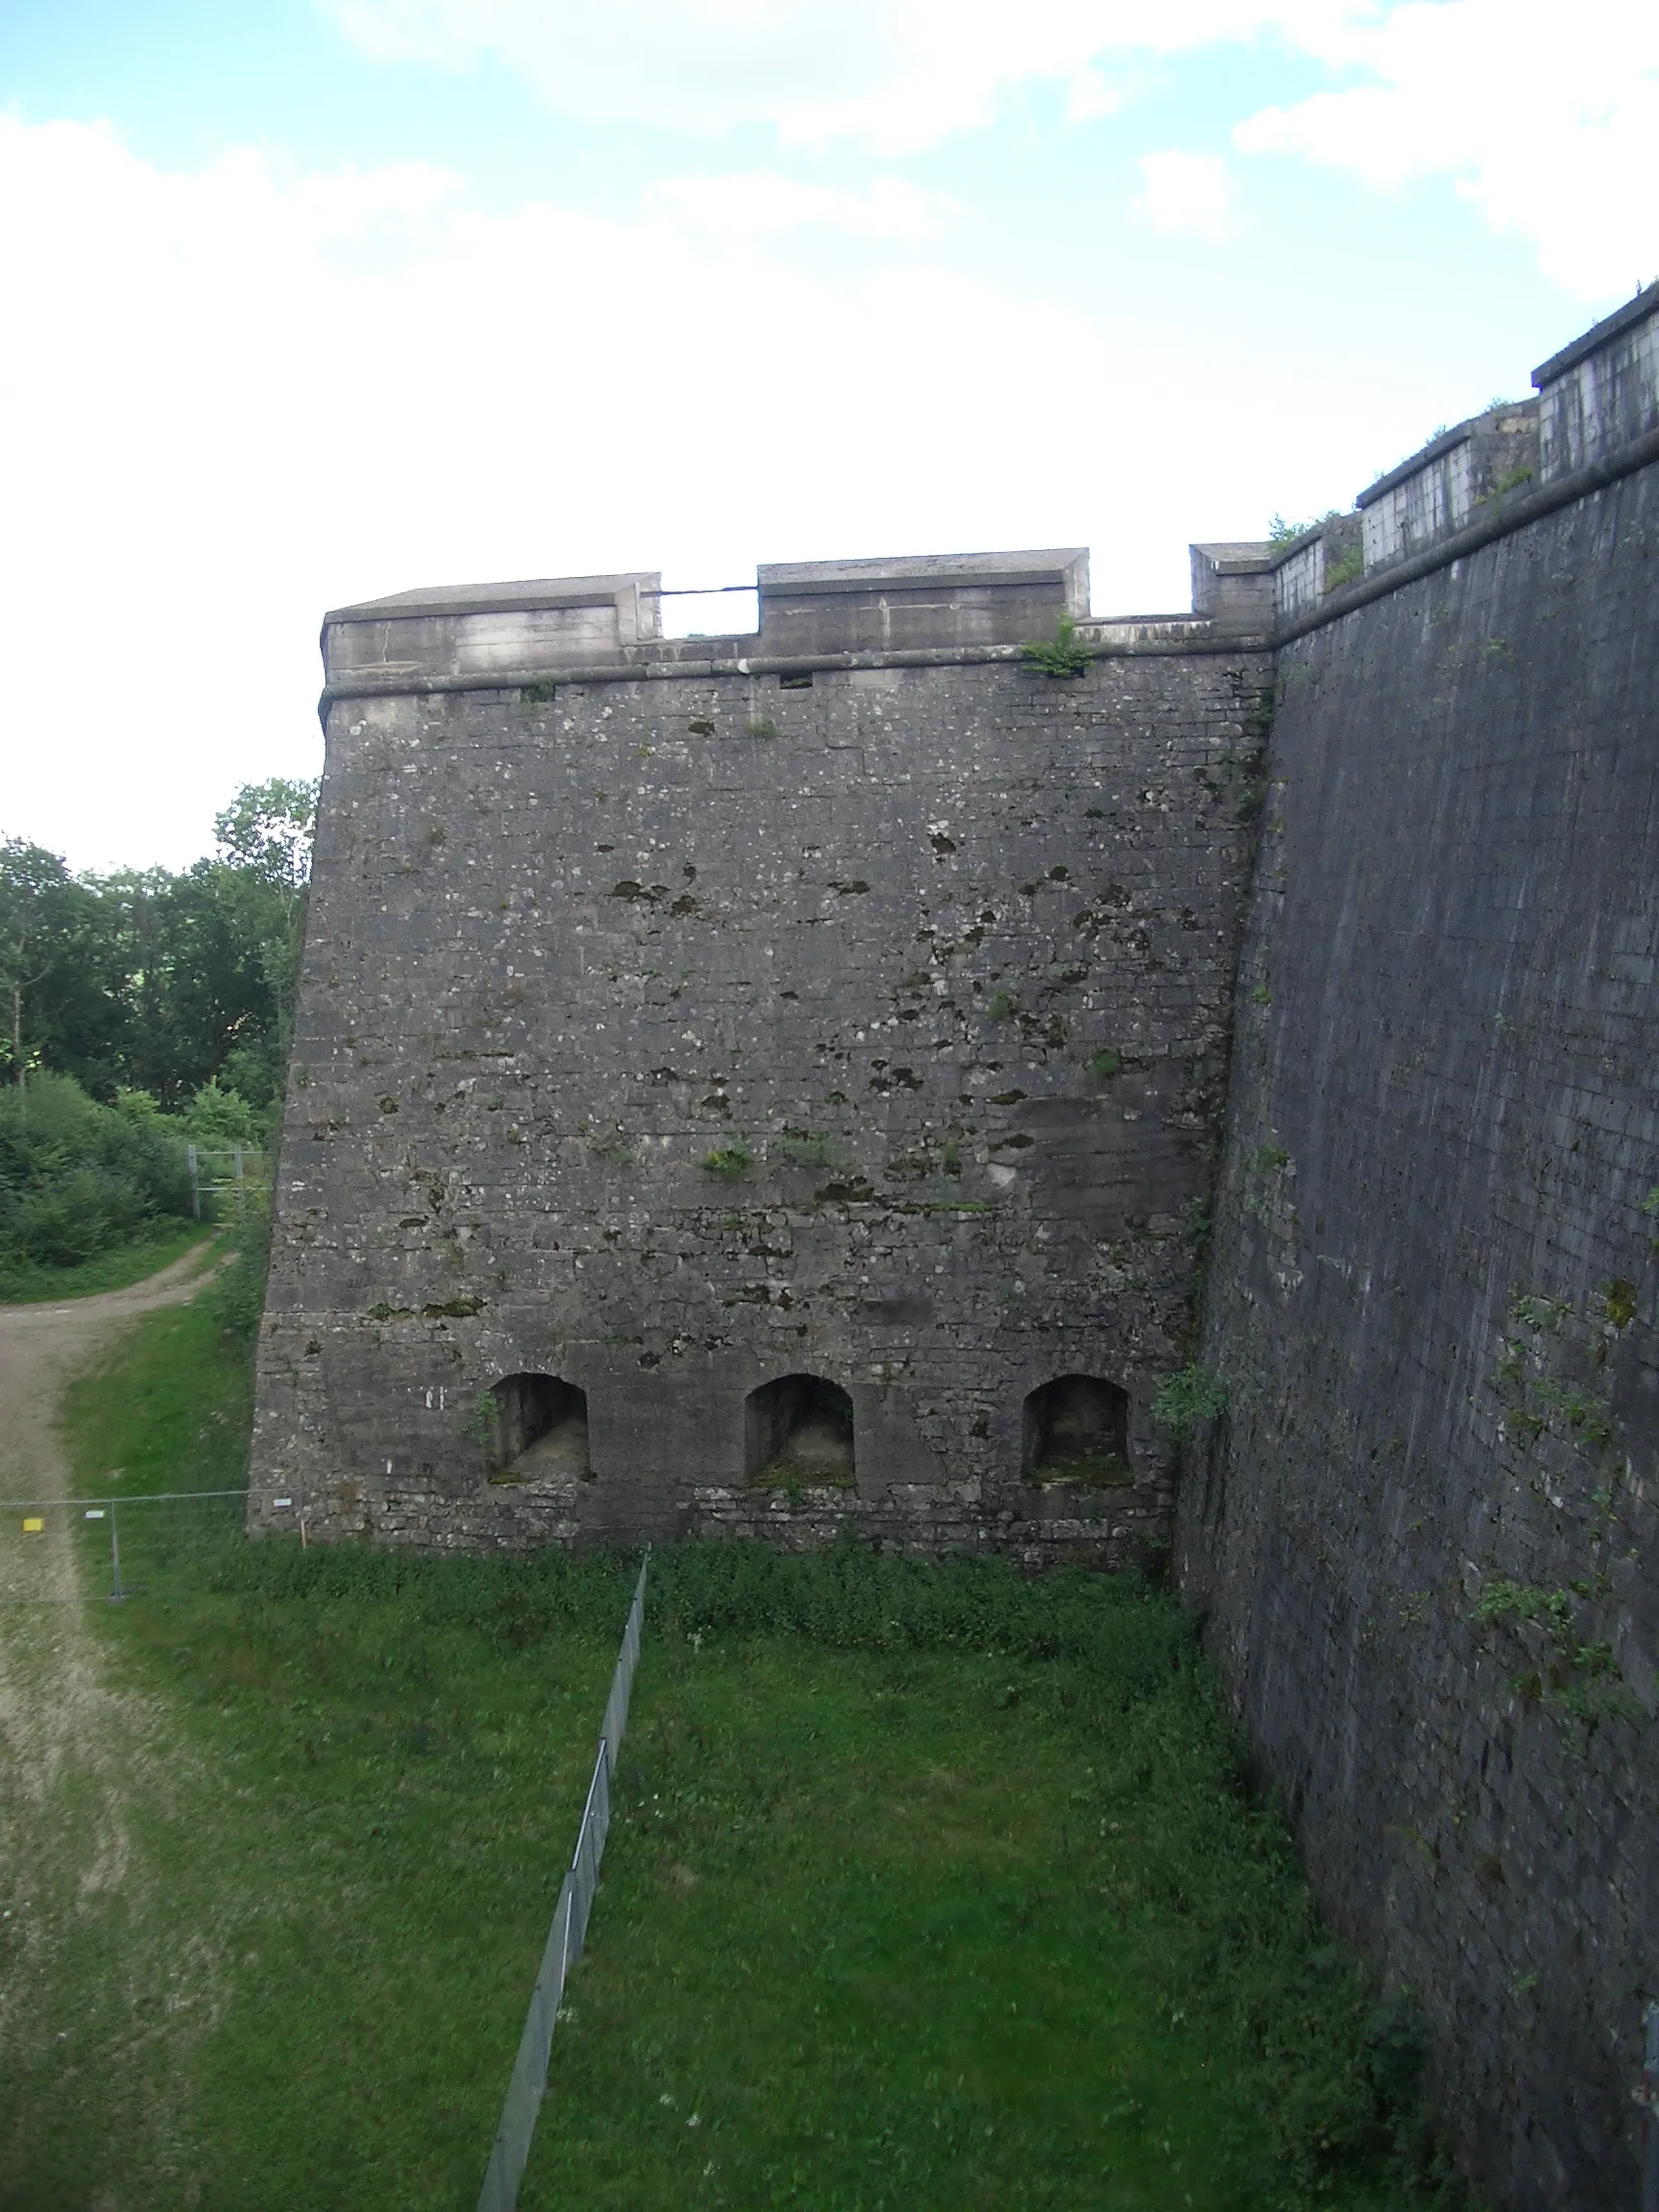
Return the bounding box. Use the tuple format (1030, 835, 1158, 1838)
(0, 778, 320, 1113)
(0, 840, 123, 1097)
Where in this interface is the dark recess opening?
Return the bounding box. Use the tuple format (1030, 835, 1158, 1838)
(745, 1373, 854, 1487)
(779, 670, 813, 689)
(490, 1372, 590, 1483)
(1022, 1374, 1132, 1486)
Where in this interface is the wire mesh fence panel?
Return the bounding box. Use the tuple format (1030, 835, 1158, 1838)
(0, 1502, 102, 1605)
(477, 1551, 649, 2212)
(185, 1144, 270, 1222)
(0, 1491, 248, 1605)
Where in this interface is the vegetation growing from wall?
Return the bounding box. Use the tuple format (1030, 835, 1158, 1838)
(1020, 612, 1091, 679)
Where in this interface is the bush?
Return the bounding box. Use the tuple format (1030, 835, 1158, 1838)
(0, 1072, 194, 1270)
(207, 1194, 271, 1345)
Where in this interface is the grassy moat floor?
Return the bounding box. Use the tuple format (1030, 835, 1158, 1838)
(0, 1294, 1468, 2210)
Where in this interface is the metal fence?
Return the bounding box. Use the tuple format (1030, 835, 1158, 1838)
(185, 1143, 268, 1222)
(0, 1489, 249, 1604)
(477, 1551, 650, 2212)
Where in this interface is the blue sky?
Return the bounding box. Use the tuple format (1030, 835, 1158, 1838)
(2, 0, 1654, 869)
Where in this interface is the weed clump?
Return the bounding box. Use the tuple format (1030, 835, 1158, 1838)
(1021, 612, 1091, 679)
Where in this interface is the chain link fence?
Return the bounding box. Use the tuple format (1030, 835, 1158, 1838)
(0, 1489, 248, 1605)
(477, 1551, 649, 2212)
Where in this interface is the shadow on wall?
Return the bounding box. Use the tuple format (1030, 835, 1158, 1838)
(746, 1374, 856, 1489)
(491, 1372, 590, 1485)
(1022, 1374, 1132, 1487)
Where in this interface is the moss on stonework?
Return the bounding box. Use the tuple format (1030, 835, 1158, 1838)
(751, 1457, 856, 1491)
(1031, 1452, 1134, 1489)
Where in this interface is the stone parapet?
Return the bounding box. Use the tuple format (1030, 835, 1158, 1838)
(1534, 277, 1659, 481)
(323, 572, 662, 688)
(1357, 401, 1539, 574)
(756, 548, 1089, 656)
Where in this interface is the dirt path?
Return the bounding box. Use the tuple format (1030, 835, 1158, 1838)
(0, 1244, 224, 2208)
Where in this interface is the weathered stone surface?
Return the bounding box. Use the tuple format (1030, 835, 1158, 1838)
(1183, 457, 1659, 2211)
(253, 582, 1267, 1567)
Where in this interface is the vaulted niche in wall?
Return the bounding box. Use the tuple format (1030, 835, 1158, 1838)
(745, 1373, 855, 1488)
(1022, 1374, 1132, 1487)
(490, 1372, 590, 1484)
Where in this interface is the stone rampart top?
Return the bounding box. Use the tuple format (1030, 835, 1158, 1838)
(322, 570, 663, 689)
(1531, 277, 1659, 386)
(753, 547, 1088, 655)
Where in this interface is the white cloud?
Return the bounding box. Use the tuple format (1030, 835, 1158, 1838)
(320, 0, 1376, 153)
(1135, 152, 1242, 239)
(649, 170, 956, 246)
(323, 0, 1659, 289)
(1233, 0, 1659, 298)
(0, 113, 1420, 872)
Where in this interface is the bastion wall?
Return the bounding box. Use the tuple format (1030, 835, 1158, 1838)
(251, 552, 1268, 1563)
(253, 277, 1659, 2208)
(1181, 280, 1659, 2210)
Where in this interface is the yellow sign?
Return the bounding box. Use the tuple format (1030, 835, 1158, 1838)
(22, 1519, 43, 1533)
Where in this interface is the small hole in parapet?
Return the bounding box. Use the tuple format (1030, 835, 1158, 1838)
(1022, 1374, 1132, 1487)
(779, 671, 813, 690)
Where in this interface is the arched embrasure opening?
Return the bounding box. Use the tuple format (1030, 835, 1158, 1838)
(1022, 1374, 1132, 1486)
(745, 1373, 855, 1487)
(490, 1372, 590, 1482)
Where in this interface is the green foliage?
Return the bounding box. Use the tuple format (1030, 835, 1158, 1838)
(1601, 1277, 1638, 1329)
(1090, 1047, 1122, 1077)
(1250, 1143, 1290, 1173)
(0, 779, 315, 1112)
(31, 1283, 1466, 2212)
(0, 1071, 196, 1286)
(1020, 611, 1091, 679)
(1473, 1576, 1641, 1722)
(1154, 1363, 1230, 1434)
(744, 716, 778, 739)
(699, 1142, 752, 1180)
(775, 1131, 836, 1168)
(1323, 545, 1365, 592)
(587, 1125, 635, 1166)
(1525, 1376, 1612, 1446)
(205, 1194, 271, 1346)
(1486, 464, 1534, 499)
(180, 1078, 268, 1145)
(1251, 982, 1273, 1006)
(1266, 510, 1342, 549)
(986, 987, 1016, 1021)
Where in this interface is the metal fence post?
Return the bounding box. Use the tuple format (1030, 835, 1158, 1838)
(108, 1503, 123, 1600)
(476, 1551, 649, 2212)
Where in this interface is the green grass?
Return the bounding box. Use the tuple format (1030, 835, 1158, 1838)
(0, 1219, 217, 1304)
(0, 1310, 1467, 2211)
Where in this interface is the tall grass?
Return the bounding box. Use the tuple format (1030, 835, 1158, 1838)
(17, 1305, 1472, 2211)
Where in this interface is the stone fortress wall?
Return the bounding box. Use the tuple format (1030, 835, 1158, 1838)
(253, 278, 1659, 2206)
(1183, 278, 1659, 2212)
(252, 551, 1271, 1564)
